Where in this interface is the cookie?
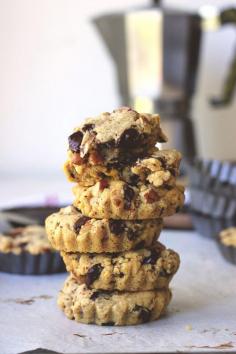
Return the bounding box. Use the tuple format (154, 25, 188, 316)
(67, 107, 167, 167)
(45, 206, 162, 253)
(0, 225, 54, 255)
(0, 226, 65, 274)
(218, 227, 236, 265)
(61, 242, 180, 291)
(64, 148, 181, 187)
(72, 181, 184, 219)
(219, 227, 236, 247)
(58, 275, 171, 325)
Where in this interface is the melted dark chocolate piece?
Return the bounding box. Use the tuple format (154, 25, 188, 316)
(134, 240, 146, 250)
(157, 157, 167, 169)
(74, 216, 90, 234)
(142, 250, 159, 265)
(117, 128, 141, 149)
(68, 131, 83, 152)
(99, 139, 116, 149)
(109, 220, 125, 235)
(163, 184, 173, 191)
(123, 184, 135, 210)
(129, 174, 140, 186)
(82, 123, 95, 132)
(127, 229, 138, 241)
(90, 291, 100, 301)
(133, 305, 151, 323)
(86, 264, 103, 286)
(168, 167, 177, 177)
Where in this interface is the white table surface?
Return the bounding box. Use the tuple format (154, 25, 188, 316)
(0, 230, 236, 354)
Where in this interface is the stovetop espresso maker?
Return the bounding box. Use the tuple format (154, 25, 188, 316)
(93, 2, 236, 161)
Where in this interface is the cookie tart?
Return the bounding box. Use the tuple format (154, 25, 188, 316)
(58, 275, 171, 326)
(65, 148, 181, 187)
(46, 206, 163, 253)
(67, 107, 167, 167)
(0, 225, 65, 274)
(218, 227, 236, 265)
(72, 181, 184, 219)
(46, 106, 184, 326)
(61, 242, 180, 291)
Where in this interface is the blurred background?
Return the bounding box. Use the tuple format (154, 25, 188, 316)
(1, 0, 236, 210)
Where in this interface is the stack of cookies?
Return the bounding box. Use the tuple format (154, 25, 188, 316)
(46, 107, 185, 326)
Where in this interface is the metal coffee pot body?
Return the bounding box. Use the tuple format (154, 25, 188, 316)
(93, 5, 236, 160)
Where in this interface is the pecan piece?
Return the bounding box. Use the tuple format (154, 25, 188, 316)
(144, 189, 159, 203)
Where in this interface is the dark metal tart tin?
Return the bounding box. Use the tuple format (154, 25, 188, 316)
(217, 241, 236, 265)
(0, 251, 66, 275)
(0, 206, 66, 275)
(191, 212, 235, 239)
(190, 212, 236, 265)
(187, 159, 236, 218)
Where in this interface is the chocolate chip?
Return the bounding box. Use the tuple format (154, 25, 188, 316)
(101, 322, 115, 326)
(82, 123, 95, 132)
(107, 161, 123, 170)
(90, 291, 100, 301)
(117, 128, 141, 149)
(99, 179, 109, 191)
(134, 240, 145, 250)
(176, 206, 180, 213)
(74, 216, 90, 233)
(133, 305, 151, 323)
(129, 174, 140, 186)
(118, 153, 138, 165)
(123, 184, 135, 210)
(86, 264, 103, 286)
(119, 272, 124, 278)
(127, 229, 138, 240)
(99, 139, 116, 149)
(109, 220, 125, 235)
(168, 167, 177, 177)
(163, 184, 173, 191)
(142, 250, 159, 265)
(158, 157, 167, 169)
(68, 131, 83, 152)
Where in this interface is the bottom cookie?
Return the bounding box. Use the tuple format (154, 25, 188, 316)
(58, 276, 172, 326)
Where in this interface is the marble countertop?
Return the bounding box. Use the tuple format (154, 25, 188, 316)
(0, 230, 236, 354)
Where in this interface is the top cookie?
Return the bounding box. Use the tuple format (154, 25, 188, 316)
(0, 225, 54, 255)
(67, 107, 167, 166)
